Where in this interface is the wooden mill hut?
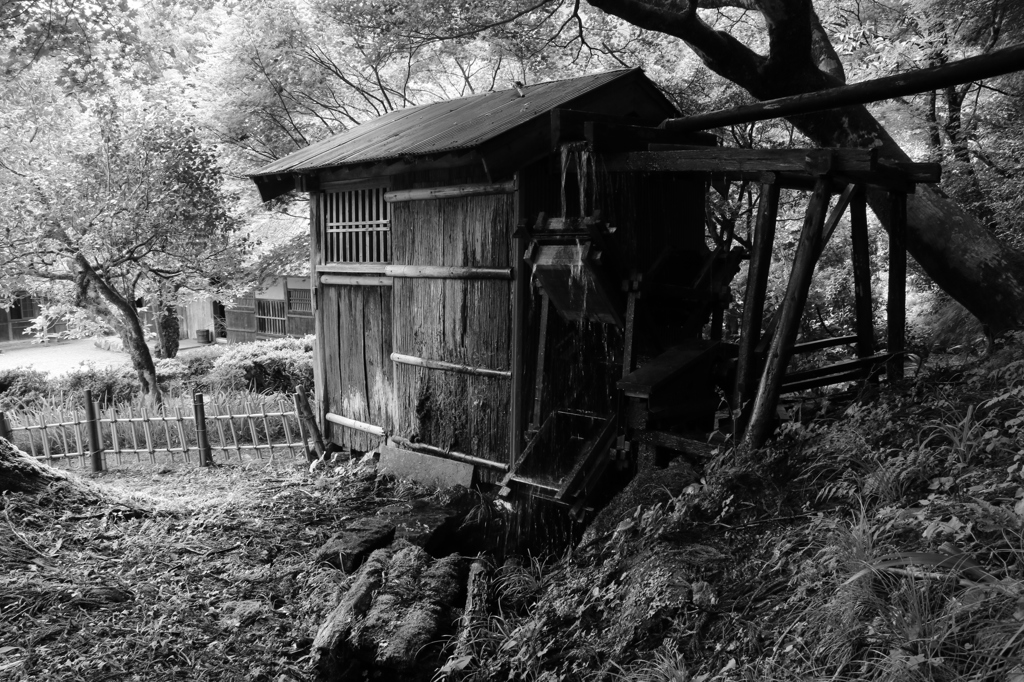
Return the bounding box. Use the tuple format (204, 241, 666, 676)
(249, 69, 701, 482)
(250, 69, 932, 509)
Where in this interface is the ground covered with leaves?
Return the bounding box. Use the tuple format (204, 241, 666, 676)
(0, 456, 427, 681)
(443, 337, 1024, 682)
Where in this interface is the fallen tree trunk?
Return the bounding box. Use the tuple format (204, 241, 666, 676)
(0, 437, 72, 495)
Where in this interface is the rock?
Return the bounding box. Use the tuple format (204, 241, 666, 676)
(379, 445, 474, 489)
(375, 498, 465, 556)
(316, 517, 395, 573)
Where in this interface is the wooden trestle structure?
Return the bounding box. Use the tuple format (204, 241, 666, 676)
(496, 119, 938, 515)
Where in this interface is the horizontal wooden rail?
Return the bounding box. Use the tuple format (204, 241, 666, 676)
(600, 148, 876, 175)
(391, 352, 511, 378)
(383, 265, 513, 280)
(662, 42, 1024, 133)
(320, 275, 394, 286)
(390, 435, 509, 472)
(384, 181, 515, 203)
(325, 412, 386, 437)
(782, 353, 891, 386)
(792, 335, 859, 354)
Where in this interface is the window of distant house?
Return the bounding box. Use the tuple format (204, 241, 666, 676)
(320, 184, 390, 265)
(256, 300, 287, 336)
(10, 294, 35, 320)
(287, 289, 312, 316)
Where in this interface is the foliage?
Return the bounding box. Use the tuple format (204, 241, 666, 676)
(208, 336, 315, 394)
(0, 367, 51, 412)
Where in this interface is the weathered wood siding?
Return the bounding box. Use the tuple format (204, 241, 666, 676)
(389, 169, 515, 478)
(320, 284, 394, 452)
(225, 310, 256, 344)
(286, 314, 315, 336)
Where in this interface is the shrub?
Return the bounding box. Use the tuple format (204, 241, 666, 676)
(52, 364, 139, 408)
(208, 336, 314, 394)
(0, 367, 50, 412)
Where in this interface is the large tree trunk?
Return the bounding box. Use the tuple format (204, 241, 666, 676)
(788, 102, 1024, 335)
(76, 256, 162, 406)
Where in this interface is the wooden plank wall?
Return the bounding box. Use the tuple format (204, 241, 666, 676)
(225, 310, 256, 344)
(320, 284, 394, 452)
(389, 169, 515, 479)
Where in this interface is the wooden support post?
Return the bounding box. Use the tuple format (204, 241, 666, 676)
(531, 292, 550, 429)
(887, 191, 907, 381)
(510, 205, 528, 464)
(294, 384, 326, 459)
(621, 277, 641, 379)
(0, 411, 10, 442)
(193, 392, 214, 467)
(744, 179, 831, 449)
(85, 389, 104, 473)
(734, 181, 780, 428)
(309, 186, 327, 426)
(850, 186, 876, 368)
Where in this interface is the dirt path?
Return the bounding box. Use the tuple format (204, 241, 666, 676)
(0, 459, 418, 681)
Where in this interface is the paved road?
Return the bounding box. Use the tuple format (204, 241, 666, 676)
(0, 338, 130, 376)
(0, 338, 211, 376)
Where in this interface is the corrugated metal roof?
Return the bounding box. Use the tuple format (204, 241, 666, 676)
(250, 69, 639, 177)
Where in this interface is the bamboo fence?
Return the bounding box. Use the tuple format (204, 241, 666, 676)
(0, 391, 318, 470)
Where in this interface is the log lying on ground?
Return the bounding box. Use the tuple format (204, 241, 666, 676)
(312, 541, 467, 682)
(1, 437, 74, 495)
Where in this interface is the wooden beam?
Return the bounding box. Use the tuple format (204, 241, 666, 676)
(550, 108, 717, 148)
(850, 186, 876, 367)
(532, 293, 551, 428)
(320, 275, 394, 286)
(384, 181, 515, 203)
(583, 120, 717, 152)
(735, 181, 780, 420)
(782, 354, 892, 385)
(391, 352, 512, 379)
(383, 265, 513, 280)
(599, 148, 877, 175)
(309, 188, 327, 429)
(887, 192, 908, 381)
(325, 412, 386, 437)
(662, 42, 1024, 133)
(744, 178, 832, 449)
(792, 334, 858, 354)
(318, 263, 387, 275)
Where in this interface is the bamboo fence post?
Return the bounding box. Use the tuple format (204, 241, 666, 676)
(294, 385, 325, 458)
(141, 408, 156, 464)
(107, 408, 121, 467)
(193, 392, 214, 467)
(292, 393, 311, 461)
(58, 410, 70, 460)
(225, 403, 242, 461)
(71, 409, 85, 467)
(245, 401, 261, 459)
(279, 397, 296, 459)
(211, 402, 228, 460)
(174, 407, 189, 463)
(0, 411, 11, 442)
(39, 414, 52, 463)
(160, 409, 174, 462)
(129, 407, 141, 463)
(260, 402, 274, 462)
(85, 390, 104, 473)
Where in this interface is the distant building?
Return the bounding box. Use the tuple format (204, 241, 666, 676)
(177, 276, 313, 344)
(0, 293, 66, 343)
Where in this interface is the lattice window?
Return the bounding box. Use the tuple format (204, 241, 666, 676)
(320, 184, 390, 264)
(256, 300, 287, 336)
(287, 289, 312, 316)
